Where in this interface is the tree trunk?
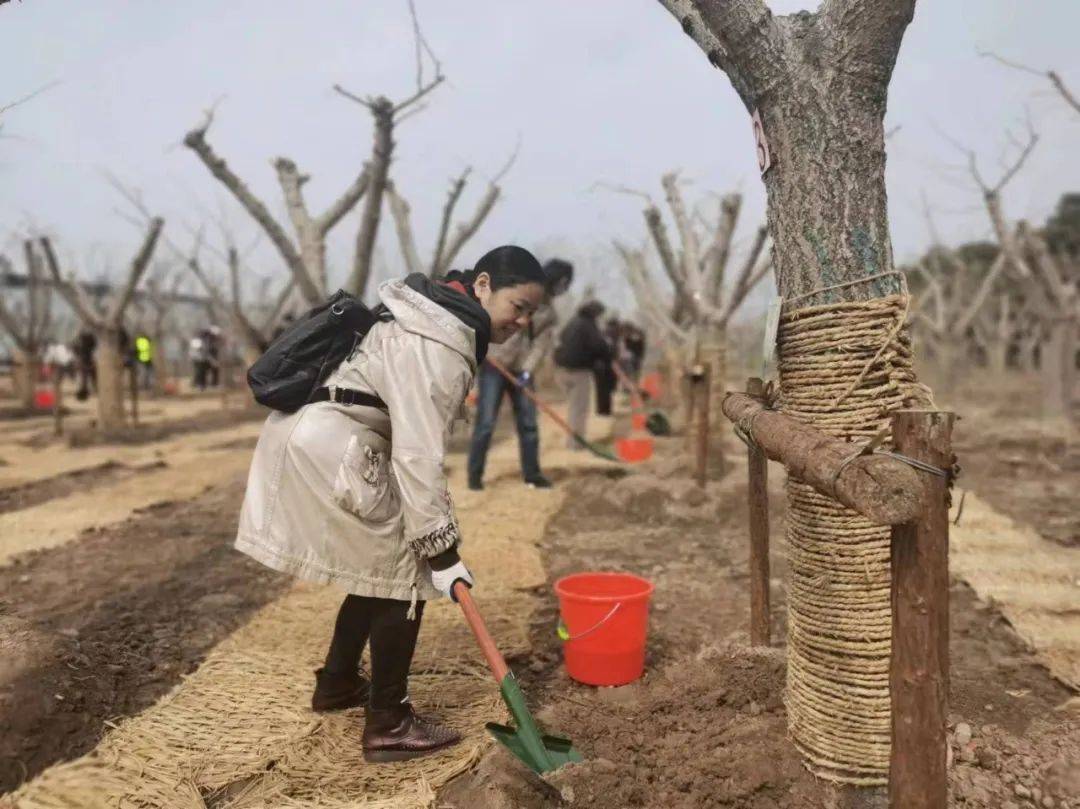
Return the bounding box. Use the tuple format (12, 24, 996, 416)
(95, 330, 128, 433)
(1042, 318, 1077, 420)
(987, 339, 1008, 377)
(13, 352, 39, 411)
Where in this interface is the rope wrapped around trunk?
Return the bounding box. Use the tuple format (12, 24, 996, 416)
(777, 293, 932, 785)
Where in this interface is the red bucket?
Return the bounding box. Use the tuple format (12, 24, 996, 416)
(630, 412, 647, 431)
(555, 572, 655, 686)
(616, 437, 653, 463)
(34, 388, 56, 409)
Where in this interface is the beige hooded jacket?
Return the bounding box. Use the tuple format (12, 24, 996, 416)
(234, 279, 477, 608)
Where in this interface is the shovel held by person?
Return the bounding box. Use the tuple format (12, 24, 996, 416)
(452, 579, 582, 774)
(486, 356, 618, 462)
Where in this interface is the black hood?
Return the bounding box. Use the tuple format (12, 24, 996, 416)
(399, 273, 491, 364)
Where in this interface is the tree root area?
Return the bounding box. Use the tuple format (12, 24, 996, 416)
(440, 437, 1078, 809)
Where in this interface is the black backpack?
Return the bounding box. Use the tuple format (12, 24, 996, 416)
(247, 290, 388, 413)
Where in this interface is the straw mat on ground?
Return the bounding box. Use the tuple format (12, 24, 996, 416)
(950, 490, 1080, 690)
(10, 428, 610, 809)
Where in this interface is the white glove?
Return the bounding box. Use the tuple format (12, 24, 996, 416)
(429, 560, 474, 601)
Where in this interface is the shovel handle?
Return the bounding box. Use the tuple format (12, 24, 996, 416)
(485, 358, 578, 440)
(453, 581, 510, 683)
(611, 361, 646, 413)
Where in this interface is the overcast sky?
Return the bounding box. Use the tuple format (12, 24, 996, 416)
(2, 0, 1078, 314)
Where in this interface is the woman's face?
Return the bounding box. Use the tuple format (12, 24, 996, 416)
(474, 274, 545, 344)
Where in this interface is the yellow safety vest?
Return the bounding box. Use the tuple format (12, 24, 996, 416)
(135, 336, 153, 363)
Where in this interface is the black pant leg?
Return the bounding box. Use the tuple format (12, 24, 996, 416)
(368, 599, 426, 709)
(323, 594, 375, 675)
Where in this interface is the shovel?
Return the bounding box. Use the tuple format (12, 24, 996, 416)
(485, 357, 619, 462)
(453, 580, 582, 774)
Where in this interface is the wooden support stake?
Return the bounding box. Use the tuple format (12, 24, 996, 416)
(694, 365, 711, 487)
(889, 409, 953, 809)
(746, 378, 770, 646)
(721, 392, 923, 526)
(52, 367, 63, 436)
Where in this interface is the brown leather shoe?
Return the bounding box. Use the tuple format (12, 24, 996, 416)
(311, 667, 370, 712)
(362, 702, 462, 762)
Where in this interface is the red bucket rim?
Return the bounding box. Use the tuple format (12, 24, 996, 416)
(554, 571, 655, 604)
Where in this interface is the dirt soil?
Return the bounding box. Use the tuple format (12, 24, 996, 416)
(0, 460, 166, 515)
(0, 476, 291, 794)
(441, 432, 1079, 809)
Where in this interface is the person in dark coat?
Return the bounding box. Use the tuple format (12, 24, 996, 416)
(553, 301, 611, 449)
(594, 317, 621, 416)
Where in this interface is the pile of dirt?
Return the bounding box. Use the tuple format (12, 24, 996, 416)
(947, 714, 1080, 807)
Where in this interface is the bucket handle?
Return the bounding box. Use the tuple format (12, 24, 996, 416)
(556, 603, 621, 643)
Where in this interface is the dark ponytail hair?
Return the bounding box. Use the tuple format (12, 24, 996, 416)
(443, 245, 547, 295)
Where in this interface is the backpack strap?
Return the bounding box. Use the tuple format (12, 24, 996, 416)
(310, 386, 388, 410)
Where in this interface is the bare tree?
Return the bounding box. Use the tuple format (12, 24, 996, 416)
(908, 245, 1007, 387)
(1016, 224, 1079, 418)
(184, 112, 370, 306)
(0, 241, 54, 409)
(615, 178, 770, 361)
(41, 218, 164, 432)
(186, 243, 296, 366)
(655, 0, 922, 788)
(385, 149, 517, 279)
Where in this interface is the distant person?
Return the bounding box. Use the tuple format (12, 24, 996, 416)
(189, 331, 210, 390)
(594, 317, 621, 417)
(43, 341, 76, 381)
(621, 324, 647, 383)
(553, 300, 612, 449)
(72, 329, 97, 400)
(466, 258, 574, 491)
(205, 326, 222, 387)
(134, 333, 155, 391)
(235, 246, 546, 762)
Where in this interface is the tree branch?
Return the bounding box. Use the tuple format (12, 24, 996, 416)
(183, 122, 318, 303)
(384, 181, 425, 277)
(107, 217, 164, 326)
(39, 236, 103, 327)
(954, 252, 1007, 335)
(655, 0, 782, 109)
(705, 193, 742, 304)
(431, 168, 471, 276)
(821, 0, 919, 88)
(661, 171, 702, 294)
(346, 99, 394, 297)
(436, 183, 500, 277)
(0, 255, 30, 351)
(979, 50, 1080, 117)
(316, 164, 371, 234)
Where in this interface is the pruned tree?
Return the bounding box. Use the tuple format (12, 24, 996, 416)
(186, 243, 296, 366)
(614, 177, 770, 366)
(907, 243, 1007, 387)
(655, 0, 924, 788)
(384, 152, 515, 279)
(1015, 223, 1078, 419)
(41, 218, 164, 431)
(184, 113, 370, 306)
(0, 241, 54, 409)
(142, 269, 186, 393)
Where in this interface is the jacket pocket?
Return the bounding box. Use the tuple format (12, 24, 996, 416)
(332, 434, 399, 524)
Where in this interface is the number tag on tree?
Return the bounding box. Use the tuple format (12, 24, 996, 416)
(752, 109, 772, 176)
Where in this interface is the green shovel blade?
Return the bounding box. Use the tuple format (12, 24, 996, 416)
(486, 673, 583, 774)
